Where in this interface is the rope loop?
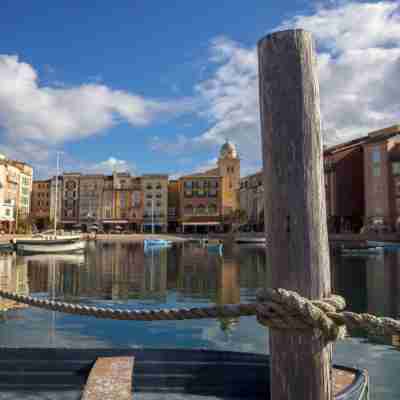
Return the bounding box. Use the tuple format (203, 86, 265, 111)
(256, 288, 347, 342)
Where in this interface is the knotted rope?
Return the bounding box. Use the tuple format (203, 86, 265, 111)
(1, 288, 400, 342)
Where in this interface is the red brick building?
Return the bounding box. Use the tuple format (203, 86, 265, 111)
(324, 124, 400, 233)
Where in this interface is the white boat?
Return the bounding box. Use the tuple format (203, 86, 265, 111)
(235, 235, 267, 244)
(15, 237, 86, 255)
(15, 152, 86, 255)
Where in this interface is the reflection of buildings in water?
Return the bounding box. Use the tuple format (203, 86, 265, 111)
(177, 244, 218, 301)
(216, 255, 240, 333)
(235, 245, 267, 293)
(332, 250, 400, 346)
(177, 243, 242, 332)
(366, 252, 400, 319)
(142, 247, 167, 301)
(331, 253, 368, 314)
(0, 253, 29, 311)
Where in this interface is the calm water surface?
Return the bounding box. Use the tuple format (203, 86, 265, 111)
(0, 240, 399, 399)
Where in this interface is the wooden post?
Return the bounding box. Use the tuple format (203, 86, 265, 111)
(258, 30, 332, 399)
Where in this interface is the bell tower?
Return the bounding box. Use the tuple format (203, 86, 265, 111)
(217, 140, 240, 215)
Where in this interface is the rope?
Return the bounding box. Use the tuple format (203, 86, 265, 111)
(1, 288, 400, 341)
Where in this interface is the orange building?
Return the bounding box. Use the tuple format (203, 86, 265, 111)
(177, 140, 240, 233)
(179, 175, 223, 233)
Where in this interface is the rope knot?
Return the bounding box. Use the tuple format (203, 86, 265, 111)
(256, 288, 347, 342)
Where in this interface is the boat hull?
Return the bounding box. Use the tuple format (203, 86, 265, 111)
(16, 240, 86, 255)
(0, 348, 368, 399)
(235, 237, 266, 244)
(367, 240, 400, 248)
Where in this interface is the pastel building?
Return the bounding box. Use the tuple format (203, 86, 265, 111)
(142, 174, 169, 233)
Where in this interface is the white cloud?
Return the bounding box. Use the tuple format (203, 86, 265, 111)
(161, 1, 400, 171)
(85, 157, 136, 174)
(0, 55, 168, 145)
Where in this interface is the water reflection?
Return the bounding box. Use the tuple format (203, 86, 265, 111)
(0, 242, 399, 398)
(332, 249, 400, 349)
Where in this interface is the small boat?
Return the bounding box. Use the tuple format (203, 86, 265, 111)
(144, 239, 172, 247)
(0, 241, 14, 252)
(0, 348, 368, 399)
(235, 236, 267, 244)
(340, 245, 383, 255)
(204, 239, 223, 256)
(367, 240, 400, 248)
(14, 236, 86, 255)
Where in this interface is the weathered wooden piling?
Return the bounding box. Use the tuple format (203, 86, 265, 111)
(258, 30, 332, 399)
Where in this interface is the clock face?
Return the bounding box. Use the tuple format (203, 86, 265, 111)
(66, 180, 76, 190)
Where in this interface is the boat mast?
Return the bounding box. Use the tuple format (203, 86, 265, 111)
(54, 152, 60, 236)
(151, 197, 154, 234)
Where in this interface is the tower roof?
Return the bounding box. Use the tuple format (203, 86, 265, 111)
(220, 140, 237, 159)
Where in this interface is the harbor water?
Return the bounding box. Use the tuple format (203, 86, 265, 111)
(0, 240, 398, 399)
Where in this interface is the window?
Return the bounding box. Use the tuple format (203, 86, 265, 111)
(372, 149, 381, 163)
(156, 193, 162, 199)
(372, 148, 381, 177)
(146, 184, 153, 190)
(396, 180, 400, 196)
(146, 201, 152, 208)
(184, 181, 192, 189)
(393, 163, 400, 176)
(156, 201, 161, 207)
(146, 194, 153, 199)
(185, 190, 192, 198)
(209, 189, 217, 197)
(373, 165, 381, 177)
(156, 183, 162, 190)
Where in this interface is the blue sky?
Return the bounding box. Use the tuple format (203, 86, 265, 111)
(0, 1, 399, 178)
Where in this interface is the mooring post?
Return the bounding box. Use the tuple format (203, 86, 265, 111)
(258, 30, 332, 399)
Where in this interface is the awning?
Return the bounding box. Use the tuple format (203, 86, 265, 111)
(102, 220, 129, 224)
(182, 222, 221, 226)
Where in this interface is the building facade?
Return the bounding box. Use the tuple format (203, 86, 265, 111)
(239, 171, 264, 231)
(79, 175, 104, 226)
(179, 175, 222, 233)
(217, 141, 241, 216)
(142, 175, 168, 233)
(323, 138, 366, 233)
(323, 124, 400, 233)
(167, 180, 180, 232)
(31, 179, 51, 230)
(61, 173, 81, 228)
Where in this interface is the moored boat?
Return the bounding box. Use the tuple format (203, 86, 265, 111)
(0, 348, 368, 399)
(235, 236, 267, 244)
(366, 240, 400, 248)
(144, 239, 172, 247)
(15, 236, 86, 255)
(0, 241, 14, 252)
(340, 245, 383, 255)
